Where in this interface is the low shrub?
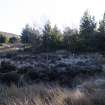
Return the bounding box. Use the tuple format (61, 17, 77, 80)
(0, 61, 16, 73)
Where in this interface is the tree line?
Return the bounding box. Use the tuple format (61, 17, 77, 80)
(21, 11, 105, 53)
(0, 34, 19, 44)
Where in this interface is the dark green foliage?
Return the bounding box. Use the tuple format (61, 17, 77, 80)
(42, 21, 52, 51)
(62, 11, 104, 52)
(63, 27, 87, 52)
(63, 27, 81, 52)
(21, 24, 41, 52)
(0, 34, 7, 43)
(42, 22, 63, 51)
(93, 32, 105, 51)
(98, 12, 105, 33)
(80, 10, 96, 35)
(96, 12, 105, 52)
(77, 10, 98, 52)
(21, 11, 105, 53)
(9, 37, 18, 43)
(21, 24, 32, 43)
(30, 29, 41, 52)
(49, 25, 63, 50)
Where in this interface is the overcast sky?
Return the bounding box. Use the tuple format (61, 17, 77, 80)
(0, 0, 105, 34)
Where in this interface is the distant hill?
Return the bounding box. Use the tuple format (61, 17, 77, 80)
(0, 31, 20, 38)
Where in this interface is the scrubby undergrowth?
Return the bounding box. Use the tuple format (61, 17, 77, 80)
(0, 52, 104, 105)
(0, 52, 104, 87)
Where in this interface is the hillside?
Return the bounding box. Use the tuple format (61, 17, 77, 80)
(0, 31, 20, 38)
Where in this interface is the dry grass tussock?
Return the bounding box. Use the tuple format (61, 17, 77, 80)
(0, 82, 105, 105)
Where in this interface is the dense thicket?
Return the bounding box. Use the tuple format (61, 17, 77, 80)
(21, 11, 105, 53)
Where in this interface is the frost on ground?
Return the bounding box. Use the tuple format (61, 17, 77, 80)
(0, 52, 103, 69)
(0, 52, 104, 87)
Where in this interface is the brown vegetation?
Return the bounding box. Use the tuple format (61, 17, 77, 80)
(0, 81, 105, 105)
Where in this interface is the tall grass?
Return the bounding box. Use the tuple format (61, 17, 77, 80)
(0, 81, 105, 105)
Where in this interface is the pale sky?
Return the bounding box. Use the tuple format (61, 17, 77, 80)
(0, 0, 105, 34)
